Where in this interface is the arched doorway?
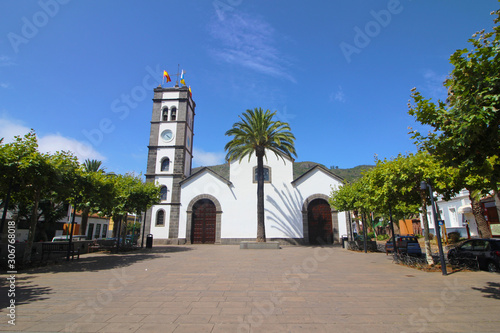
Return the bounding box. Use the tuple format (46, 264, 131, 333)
(191, 199, 216, 244)
(307, 199, 333, 244)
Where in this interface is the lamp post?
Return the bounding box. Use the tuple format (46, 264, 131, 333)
(420, 181, 447, 276)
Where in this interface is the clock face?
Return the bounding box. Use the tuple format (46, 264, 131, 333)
(161, 129, 174, 142)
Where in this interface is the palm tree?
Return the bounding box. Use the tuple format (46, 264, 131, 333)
(80, 159, 104, 238)
(225, 108, 296, 242)
(83, 159, 103, 173)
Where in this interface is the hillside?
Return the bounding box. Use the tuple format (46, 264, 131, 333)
(192, 162, 373, 183)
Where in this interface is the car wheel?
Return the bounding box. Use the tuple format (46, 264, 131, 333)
(487, 261, 499, 273)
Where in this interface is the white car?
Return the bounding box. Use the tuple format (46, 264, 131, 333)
(52, 235, 86, 242)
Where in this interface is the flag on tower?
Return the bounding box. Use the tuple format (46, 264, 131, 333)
(188, 86, 192, 97)
(163, 70, 171, 83)
(180, 70, 185, 85)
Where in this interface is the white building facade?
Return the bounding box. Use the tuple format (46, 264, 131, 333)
(143, 85, 347, 245)
(423, 189, 479, 238)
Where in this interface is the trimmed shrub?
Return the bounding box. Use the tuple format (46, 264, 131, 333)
(377, 234, 390, 241)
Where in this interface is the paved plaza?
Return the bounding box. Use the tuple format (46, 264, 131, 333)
(1, 245, 499, 332)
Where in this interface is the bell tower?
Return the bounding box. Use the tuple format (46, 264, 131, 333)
(143, 85, 195, 244)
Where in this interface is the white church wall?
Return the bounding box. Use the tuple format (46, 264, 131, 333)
(150, 205, 171, 239)
(154, 175, 173, 204)
(178, 150, 346, 243)
(155, 148, 175, 174)
(179, 171, 235, 238)
(162, 91, 180, 100)
(294, 168, 346, 241)
(227, 153, 300, 239)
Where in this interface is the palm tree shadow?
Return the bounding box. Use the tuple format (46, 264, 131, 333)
(265, 183, 304, 242)
(472, 281, 500, 300)
(0, 276, 52, 309)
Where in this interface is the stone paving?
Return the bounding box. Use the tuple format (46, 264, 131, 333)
(1, 245, 499, 332)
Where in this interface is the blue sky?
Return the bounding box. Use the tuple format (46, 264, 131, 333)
(0, 0, 498, 175)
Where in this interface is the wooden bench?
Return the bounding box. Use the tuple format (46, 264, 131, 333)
(41, 242, 80, 261)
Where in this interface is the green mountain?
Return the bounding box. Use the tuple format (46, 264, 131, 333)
(192, 161, 373, 183)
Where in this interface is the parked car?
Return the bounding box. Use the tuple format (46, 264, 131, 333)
(52, 235, 87, 242)
(385, 236, 422, 257)
(447, 238, 500, 272)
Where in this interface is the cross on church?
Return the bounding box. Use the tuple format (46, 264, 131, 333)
(173, 64, 186, 87)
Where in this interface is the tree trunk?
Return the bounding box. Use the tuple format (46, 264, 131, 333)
(419, 190, 433, 265)
(23, 190, 41, 263)
(469, 191, 492, 238)
(80, 207, 90, 240)
(256, 150, 266, 242)
(495, 191, 500, 229)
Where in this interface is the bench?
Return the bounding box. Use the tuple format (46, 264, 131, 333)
(88, 240, 100, 253)
(41, 242, 80, 261)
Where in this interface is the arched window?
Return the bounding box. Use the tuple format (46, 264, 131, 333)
(156, 210, 164, 226)
(170, 106, 177, 121)
(160, 186, 168, 201)
(162, 108, 168, 121)
(161, 158, 170, 172)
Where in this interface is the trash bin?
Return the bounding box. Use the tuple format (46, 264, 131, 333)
(146, 234, 153, 248)
(341, 236, 348, 248)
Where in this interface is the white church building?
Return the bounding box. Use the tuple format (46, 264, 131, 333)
(143, 85, 348, 245)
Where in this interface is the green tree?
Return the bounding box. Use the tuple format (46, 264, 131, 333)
(409, 9, 500, 238)
(79, 159, 105, 238)
(104, 173, 160, 248)
(225, 108, 296, 242)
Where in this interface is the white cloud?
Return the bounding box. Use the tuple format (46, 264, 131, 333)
(39, 134, 106, 161)
(208, 12, 295, 83)
(0, 82, 9, 89)
(192, 147, 225, 167)
(0, 117, 30, 142)
(0, 116, 105, 162)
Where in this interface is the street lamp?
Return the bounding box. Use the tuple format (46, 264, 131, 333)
(420, 180, 447, 276)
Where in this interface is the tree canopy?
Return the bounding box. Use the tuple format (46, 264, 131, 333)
(408, 9, 500, 195)
(0, 131, 161, 263)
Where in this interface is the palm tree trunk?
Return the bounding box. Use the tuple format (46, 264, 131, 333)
(256, 151, 266, 242)
(469, 190, 491, 238)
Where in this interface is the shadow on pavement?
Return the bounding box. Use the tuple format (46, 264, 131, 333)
(22, 245, 194, 274)
(472, 281, 500, 300)
(0, 246, 194, 311)
(0, 275, 53, 309)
